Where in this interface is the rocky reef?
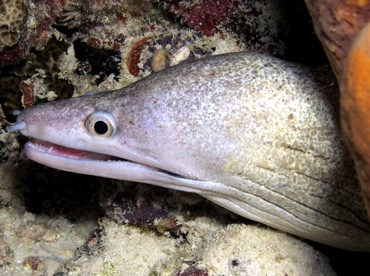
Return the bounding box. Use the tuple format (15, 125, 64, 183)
(0, 0, 369, 275)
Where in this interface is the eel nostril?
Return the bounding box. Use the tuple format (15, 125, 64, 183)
(7, 121, 26, 132)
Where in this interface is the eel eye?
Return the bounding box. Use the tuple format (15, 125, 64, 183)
(85, 111, 117, 137)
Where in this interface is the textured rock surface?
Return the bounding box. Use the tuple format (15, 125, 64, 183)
(0, 162, 336, 275)
(0, 0, 26, 51)
(304, 0, 370, 78)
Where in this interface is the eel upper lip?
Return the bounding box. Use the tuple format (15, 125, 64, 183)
(27, 139, 123, 161)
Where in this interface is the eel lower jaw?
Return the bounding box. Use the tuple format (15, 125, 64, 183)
(23, 139, 206, 194)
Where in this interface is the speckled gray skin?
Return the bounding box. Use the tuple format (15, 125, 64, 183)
(12, 52, 370, 251)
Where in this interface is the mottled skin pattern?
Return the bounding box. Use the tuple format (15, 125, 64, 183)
(13, 52, 370, 251)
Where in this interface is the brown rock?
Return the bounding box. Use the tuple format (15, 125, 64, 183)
(304, 0, 370, 79)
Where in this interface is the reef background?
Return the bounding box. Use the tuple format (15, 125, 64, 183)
(0, 0, 368, 275)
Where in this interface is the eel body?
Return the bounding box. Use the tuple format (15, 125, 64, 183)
(10, 52, 370, 251)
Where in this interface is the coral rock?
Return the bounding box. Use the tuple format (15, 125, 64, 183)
(304, 0, 370, 79)
(341, 21, 370, 220)
(0, 0, 26, 52)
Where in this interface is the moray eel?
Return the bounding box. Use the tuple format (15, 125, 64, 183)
(9, 52, 370, 251)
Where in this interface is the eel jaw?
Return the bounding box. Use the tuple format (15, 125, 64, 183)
(23, 139, 208, 194)
(26, 139, 117, 161)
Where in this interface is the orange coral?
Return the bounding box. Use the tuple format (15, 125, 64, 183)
(126, 36, 153, 77)
(341, 21, 370, 220)
(19, 81, 35, 109)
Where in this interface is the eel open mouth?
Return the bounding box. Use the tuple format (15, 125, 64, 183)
(23, 138, 193, 184)
(27, 139, 120, 161)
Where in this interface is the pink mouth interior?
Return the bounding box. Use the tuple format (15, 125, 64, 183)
(29, 139, 115, 161)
